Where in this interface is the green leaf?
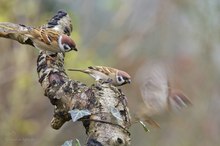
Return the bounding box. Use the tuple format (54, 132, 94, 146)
(75, 139, 81, 146)
(139, 120, 150, 132)
(62, 140, 73, 146)
(110, 107, 123, 121)
(68, 109, 91, 122)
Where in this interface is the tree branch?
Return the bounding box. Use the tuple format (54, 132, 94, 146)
(0, 10, 131, 146)
(36, 52, 131, 146)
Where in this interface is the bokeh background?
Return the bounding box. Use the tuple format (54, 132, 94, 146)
(0, 0, 220, 146)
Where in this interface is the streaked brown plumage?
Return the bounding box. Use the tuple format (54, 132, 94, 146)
(0, 10, 76, 52)
(68, 66, 131, 86)
(18, 27, 77, 53)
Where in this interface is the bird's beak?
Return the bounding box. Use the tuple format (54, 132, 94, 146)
(127, 79, 131, 84)
(73, 47, 78, 51)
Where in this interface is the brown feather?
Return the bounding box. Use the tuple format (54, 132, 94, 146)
(40, 29, 51, 45)
(88, 66, 117, 75)
(168, 89, 192, 111)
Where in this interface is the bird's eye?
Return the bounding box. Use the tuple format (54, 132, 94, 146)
(63, 44, 71, 52)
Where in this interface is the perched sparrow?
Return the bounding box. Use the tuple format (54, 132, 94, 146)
(68, 66, 131, 86)
(18, 27, 77, 53)
(0, 11, 77, 53)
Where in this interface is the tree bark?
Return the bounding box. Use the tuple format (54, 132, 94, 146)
(36, 52, 131, 146)
(0, 10, 131, 146)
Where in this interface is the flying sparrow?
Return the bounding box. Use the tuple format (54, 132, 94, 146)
(68, 66, 131, 86)
(135, 62, 191, 116)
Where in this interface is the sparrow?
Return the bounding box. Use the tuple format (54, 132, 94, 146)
(135, 62, 192, 116)
(68, 66, 131, 86)
(17, 27, 77, 53)
(0, 10, 77, 53)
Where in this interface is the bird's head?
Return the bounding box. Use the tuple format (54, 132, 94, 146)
(116, 70, 131, 86)
(58, 34, 77, 52)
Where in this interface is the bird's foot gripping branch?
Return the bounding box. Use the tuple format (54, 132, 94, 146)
(36, 52, 131, 146)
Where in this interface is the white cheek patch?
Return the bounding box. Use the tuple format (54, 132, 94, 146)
(63, 45, 71, 51)
(58, 36, 65, 52)
(117, 76, 124, 84)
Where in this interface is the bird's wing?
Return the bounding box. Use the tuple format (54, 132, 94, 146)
(35, 28, 57, 45)
(88, 66, 115, 76)
(41, 10, 72, 36)
(135, 62, 169, 116)
(23, 27, 60, 46)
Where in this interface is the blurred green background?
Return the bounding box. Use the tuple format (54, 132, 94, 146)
(0, 0, 220, 146)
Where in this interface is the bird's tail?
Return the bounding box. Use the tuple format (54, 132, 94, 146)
(68, 68, 90, 74)
(168, 89, 192, 111)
